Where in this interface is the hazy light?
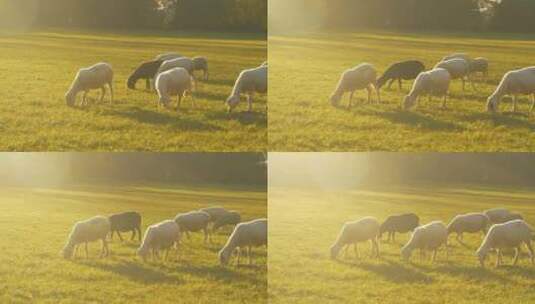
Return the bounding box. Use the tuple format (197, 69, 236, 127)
(269, 0, 326, 34)
(0, 0, 39, 34)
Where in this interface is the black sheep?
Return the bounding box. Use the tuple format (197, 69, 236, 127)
(127, 60, 163, 90)
(213, 211, 241, 231)
(379, 213, 419, 242)
(109, 211, 142, 242)
(377, 60, 425, 90)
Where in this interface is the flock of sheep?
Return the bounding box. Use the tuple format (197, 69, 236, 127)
(65, 52, 268, 113)
(330, 52, 535, 113)
(62, 207, 268, 266)
(330, 208, 534, 267)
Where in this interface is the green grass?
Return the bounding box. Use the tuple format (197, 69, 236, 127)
(269, 31, 535, 151)
(0, 184, 267, 303)
(269, 183, 535, 304)
(0, 29, 266, 151)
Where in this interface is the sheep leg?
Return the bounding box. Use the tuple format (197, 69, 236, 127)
(354, 243, 360, 259)
(85, 242, 89, 258)
(366, 86, 372, 104)
(108, 82, 114, 104)
(348, 91, 354, 109)
(117, 231, 124, 242)
(441, 95, 448, 109)
(82, 91, 88, 107)
(530, 94, 535, 114)
(247, 94, 253, 112)
(513, 247, 520, 266)
(99, 87, 106, 102)
(512, 95, 517, 112)
(236, 248, 241, 266)
(203, 227, 208, 243)
(102, 239, 109, 257)
(398, 79, 402, 91)
(131, 229, 136, 241)
(526, 241, 534, 265)
(496, 249, 502, 267)
(176, 94, 182, 112)
(248, 246, 252, 265)
(374, 84, 381, 104)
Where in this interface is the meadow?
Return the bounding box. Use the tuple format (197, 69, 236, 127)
(269, 184, 535, 304)
(0, 184, 267, 303)
(0, 30, 266, 151)
(269, 31, 535, 151)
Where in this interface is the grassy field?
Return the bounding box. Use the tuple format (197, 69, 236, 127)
(0, 30, 266, 151)
(269, 31, 535, 151)
(0, 184, 267, 303)
(269, 184, 535, 304)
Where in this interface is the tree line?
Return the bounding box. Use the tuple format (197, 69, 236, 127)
(322, 0, 535, 32)
(29, 0, 266, 32)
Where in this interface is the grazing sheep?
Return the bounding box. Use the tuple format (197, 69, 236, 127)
(174, 211, 211, 243)
(213, 211, 241, 231)
(442, 53, 472, 65)
(330, 63, 380, 108)
(137, 220, 180, 262)
(155, 67, 194, 111)
(157, 57, 195, 78)
(446, 213, 489, 243)
(109, 211, 142, 242)
(65, 62, 114, 107)
(62, 216, 111, 259)
(486, 67, 535, 113)
(403, 68, 451, 110)
(330, 217, 380, 260)
(434, 58, 473, 91)
(226, 65, 267, 113)
(219, 218, 267, 266)
(155, 52, 183, 62)
(127, 60, 163, 90)
(469, 57, 489, 79)
(401, 221, 448, 263)
(200, 206, 229, 223)
(484, 208, 513, 224)
(476, 219, 534, 267)
(379, 213, 420, 242)
(377, 60, 425, 91)
(192, 56, 209, 80)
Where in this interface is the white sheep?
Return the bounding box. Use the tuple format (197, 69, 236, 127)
(434, 58, 473, 91)
(155, 52, 183, 62)
(155, 67, 194, 111)
(446, 213, 489, 243)
(137, 220, 181, 262)
(442, 53, 471, 65)
(226, 65, 267, 113)
(219, 218, 267, 265)
(470, 57, 489, 78)
(62, 216, 111, 259)
(329, 63, 380, 108)
(476, 219, 534, 267)
(199, 206, 229, 224)
(330, 216, 380, 260)
(65, 62, 114, 107)
(403, 68, 451, 110)
(174, 211, 212, 243)
(401, 221, 448, 263)
(486, 67, 535, 113)
(484, 208, 512, 224)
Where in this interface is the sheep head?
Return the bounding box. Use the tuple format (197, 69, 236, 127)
(486, 95, 498, 112)
(127, 74, 138, 90)
(65, 91, 76, 107)
(62, 244, 74, 259)
(226, 95, 240, 113)
(400, 245, 411, 261)
(402, 95, 416, 110)
(219, 248, 231, 265)
(329, 244, 341, 260)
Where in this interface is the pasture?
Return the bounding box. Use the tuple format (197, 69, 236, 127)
(269, 31, 535, 151)
(269, 184, 535, 304)
(0, 184, 267, 303)
(0, 30, 266, 151)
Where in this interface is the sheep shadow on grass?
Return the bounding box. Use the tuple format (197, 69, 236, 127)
(369, 109, 463, 131)
(465, 112, 535, 131)
(102, 107, 223, 132)
(205, 110, 267, 127)
(412, 263, 515, 284)
(337, 258, 433, 284)
(79, 260, 183, 285)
